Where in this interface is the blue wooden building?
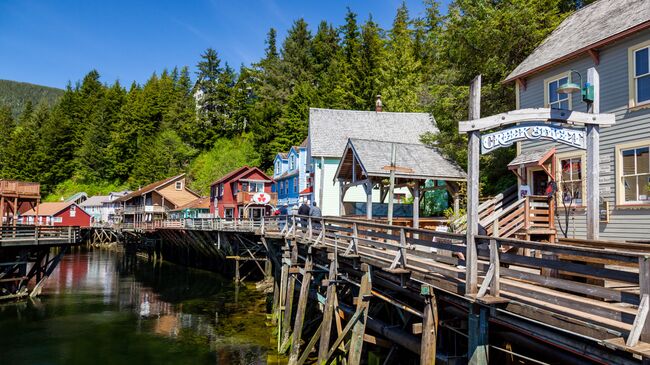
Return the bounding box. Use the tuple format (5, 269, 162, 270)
(273, 139, 311, 210)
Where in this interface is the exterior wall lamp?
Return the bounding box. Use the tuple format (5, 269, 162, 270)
(558, 69, 594, 104)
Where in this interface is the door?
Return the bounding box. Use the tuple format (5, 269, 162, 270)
(250, 207, 264, 220)
(531, 170, 548, 195)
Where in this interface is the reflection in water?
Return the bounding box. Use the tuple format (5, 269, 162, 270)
(0, 249, 282, 365)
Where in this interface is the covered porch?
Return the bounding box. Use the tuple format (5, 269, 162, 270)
(334, 138, 467, 230)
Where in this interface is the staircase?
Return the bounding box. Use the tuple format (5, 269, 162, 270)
(453, 186, 556, 241)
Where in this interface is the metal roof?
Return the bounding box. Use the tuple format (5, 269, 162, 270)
(79, 195, 111, 207)
(336, 139, 467, 182)
(308, 108, 437, 158)
(505, 0, 650, 83)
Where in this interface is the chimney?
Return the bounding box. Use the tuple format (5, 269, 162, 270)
(375, 94, 383, 112)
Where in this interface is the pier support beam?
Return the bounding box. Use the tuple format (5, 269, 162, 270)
(420, 285, 438, 364)
(281, 241, 298, 352)
(348, 264, 372, 365)
(468, 304, 489, 365)
(318, 257, 339, 363)
(288, 253, 313, 364)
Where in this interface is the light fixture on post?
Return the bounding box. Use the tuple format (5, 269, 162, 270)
(558, 69, 594, 106)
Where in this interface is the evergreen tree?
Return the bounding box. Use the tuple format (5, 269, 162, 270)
(130, 130, 196, 187)
(381, 3, 421, 112)
(359, 16, 385, 110)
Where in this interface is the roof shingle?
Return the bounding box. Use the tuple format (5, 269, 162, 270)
(309, 108, 437, 158)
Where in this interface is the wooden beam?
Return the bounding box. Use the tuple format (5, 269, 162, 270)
(288, 255, 313, 364)
(420, 285, 438, 365)
(317, 260, 339, 363)
(466, 75, 481, 296)
(588, 49, 600, 66)
(387, 143, 396, 226)
(586, 67, 600, 241)
(458, 108, 615, 133)
(348, 267, 372, 365)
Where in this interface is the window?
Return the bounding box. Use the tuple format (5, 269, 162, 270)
(558, 156, 583, 205)
(218, 184, 224, 197)
(52, 217, 63, 223)
(70, 205, 76, 217)
(276, 161, 281, 174)
(175, 181, 183, 190)
(224, 208, 234, 219)
(618, 143, 650, 204)
(294, 177, 298, 193)
(290, 155, 296, 170)
(545, 73, 571, 110)
(629, 41, 650, 108)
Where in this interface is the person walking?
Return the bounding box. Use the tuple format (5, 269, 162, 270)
(309, 202, 322, 230)
(298, 200, 310, 228)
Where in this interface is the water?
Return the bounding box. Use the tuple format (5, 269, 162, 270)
(0, 249, 282, 365)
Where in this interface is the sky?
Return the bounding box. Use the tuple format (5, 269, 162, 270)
(0, 0, 449, 89)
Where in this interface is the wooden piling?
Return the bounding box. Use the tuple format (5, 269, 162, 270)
(317, 259, 339, 363)
(348, 265, 372, 365)
(288, 254, 313, 364)
(420, 285, 438, 364)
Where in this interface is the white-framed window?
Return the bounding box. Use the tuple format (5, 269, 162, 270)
(544, 72, 571, 110)
(70, 205, 76, 217)
(275, 160, 281, 174)
(617, 141, 650, 204)
(290, 155, 296, 170)
(175, 181, 183, 190)
(294, 177, 298, 193)
(218, 184, 224, 197)
(629, 40, 650, 108)
(52, 217, 63, 223)
(557, 155, 584, 206)
(224, 208, 234, 219)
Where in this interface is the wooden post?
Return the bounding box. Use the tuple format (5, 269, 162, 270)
(277, 252, 290, 350)
(339, 181, 346, 217)
(420, 285, 438, 364)
(468, 304, 489, 365)
(288, 255, 313, 364)
(348, 265, 372, 365)
(318, 259, 339, 363)
(387, 144, 396, 226)
(413, 183, 420, 230)
(466, 75, 481, 296)
(281, 242, 298, 351)
(0, 195, 4, 226)
(365, 181, 373, 220)
(319, 157, 325, 210)
(13, 197, 17, 226)
(586, 67, 600, 241)
(639, 256, 650, 342)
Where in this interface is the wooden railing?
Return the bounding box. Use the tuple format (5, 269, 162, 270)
(0, 180, 40, 197)
(0, 225, 81, 246)
(452, 185, 517, 231)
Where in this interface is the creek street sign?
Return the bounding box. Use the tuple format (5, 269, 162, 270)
(480, 123, 586, 154)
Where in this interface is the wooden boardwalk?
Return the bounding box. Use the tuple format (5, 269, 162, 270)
(136, 216, 650, 363)
(0, 225, 83, 300)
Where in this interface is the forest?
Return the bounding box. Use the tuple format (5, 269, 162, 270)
(0, 0, 593, 200)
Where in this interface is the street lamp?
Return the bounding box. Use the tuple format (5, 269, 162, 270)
(558, 69, 594, 105)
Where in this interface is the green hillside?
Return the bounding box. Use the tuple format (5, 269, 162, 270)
(0, 80, 64, 117)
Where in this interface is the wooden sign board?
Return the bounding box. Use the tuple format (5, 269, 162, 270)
(481, 123, 586, 154)
(382, 165, 414, 173)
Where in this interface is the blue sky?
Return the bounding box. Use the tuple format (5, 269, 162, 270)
(0, 1, 449, 89)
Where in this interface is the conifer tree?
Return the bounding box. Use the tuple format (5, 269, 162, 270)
(381, 3, 421, 112)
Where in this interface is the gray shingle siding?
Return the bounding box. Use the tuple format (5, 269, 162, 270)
(518, 28, 650, 240)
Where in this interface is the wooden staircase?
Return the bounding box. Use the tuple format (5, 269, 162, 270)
(453, 186, 556, 241)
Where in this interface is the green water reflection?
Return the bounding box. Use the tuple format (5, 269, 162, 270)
(0, 249, 282, 365)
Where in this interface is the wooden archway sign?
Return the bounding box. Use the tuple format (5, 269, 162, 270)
(459, 71, 615, 296)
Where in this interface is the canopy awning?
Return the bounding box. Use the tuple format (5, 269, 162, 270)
(334, 138, 467, 184)
(508, 147, 555, 170)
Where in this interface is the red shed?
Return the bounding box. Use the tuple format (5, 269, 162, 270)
(210, 166, 277, 219)
(20, 201, 92, 227)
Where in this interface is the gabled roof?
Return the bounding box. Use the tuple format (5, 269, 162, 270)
(65, 192, 88, 202)
(336, 139, 467, 182)
(276, 152, 288, 160)
(211, 166, 251, 186)
(505, 0, 650, 83)
(22, 201, 82, 216)
(117, 174, 186, 202)
(508, 148, 556, 169)
(170, 197, 211, 212)
(229, 166, 273, 183)
(299, 137, 308, 148)
(309, 108, 437, 158)
(80, 195, 111, 207)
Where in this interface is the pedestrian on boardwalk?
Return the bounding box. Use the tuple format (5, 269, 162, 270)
(298, 200, 310, 228)
(309, 202, 322, 230)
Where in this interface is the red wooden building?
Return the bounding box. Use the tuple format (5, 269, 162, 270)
(210, 166, 277, 219)
(20, 201, 92, 227)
